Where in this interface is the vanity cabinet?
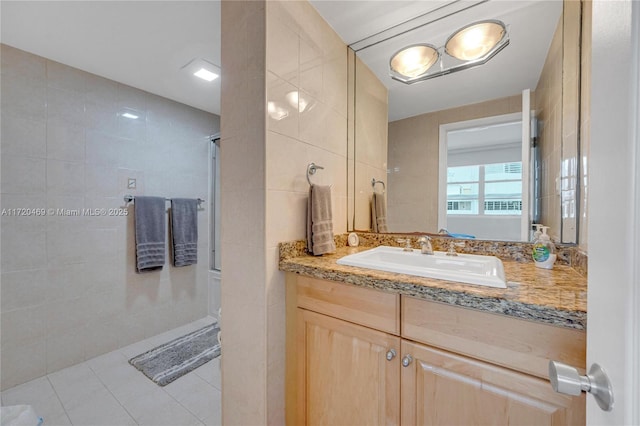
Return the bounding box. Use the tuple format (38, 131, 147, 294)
(285, 273, 586, 425)
(295, 309, 401, 425)
(401, 340, 580, 425)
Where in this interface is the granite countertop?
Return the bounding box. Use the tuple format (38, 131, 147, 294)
(279, 244, 587, 331)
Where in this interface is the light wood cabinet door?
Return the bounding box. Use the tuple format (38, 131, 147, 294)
(294, 308, 401, 426)
(400, 340, 585, 426)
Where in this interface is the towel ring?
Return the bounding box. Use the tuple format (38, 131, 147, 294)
(307, 163, 325, 186)
(372, 178, 386, 193)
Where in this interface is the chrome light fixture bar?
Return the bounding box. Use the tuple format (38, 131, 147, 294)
(390, 20, 509, 85)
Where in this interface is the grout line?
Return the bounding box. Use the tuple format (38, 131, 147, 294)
(45, 375, 74, 425)
(161, 373, 217, 424)
(86, 355, 140, 426)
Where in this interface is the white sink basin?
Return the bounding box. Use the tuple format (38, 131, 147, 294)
(336, 246, 507, 288)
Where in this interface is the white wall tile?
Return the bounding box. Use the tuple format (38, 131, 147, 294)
(0, 74, 46, 121)
(46, 159, 85, 195)
(46, 87, 85, 126)
(0, 340, 46, 390)
(1, 155, 46, 195)
(0, 228, 46, 271)
(1, 305, 46, 346)
(1, 269, 47, 312)
(46, 328, 86, 373)
(0, 114, 46, 158)
(1, 44, 46, 81)
(46, 60, 88, 93)
(46, 121, 85, 162)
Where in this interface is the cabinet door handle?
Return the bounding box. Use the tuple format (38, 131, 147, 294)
(402, 354, 413, 367)
(386, 349, 396, 361)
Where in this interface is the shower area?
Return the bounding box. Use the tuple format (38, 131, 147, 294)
(0, 2, 223, 424)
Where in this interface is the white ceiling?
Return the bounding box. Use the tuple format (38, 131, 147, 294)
(0, 1, 221, 115)
(1, 1, 560, 121)
(311, 0, 562, 121)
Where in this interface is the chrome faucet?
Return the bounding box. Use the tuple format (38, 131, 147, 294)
(446, 241, 466, 256)
(418, 236, 433, 255)
(397, 238, 413, 252)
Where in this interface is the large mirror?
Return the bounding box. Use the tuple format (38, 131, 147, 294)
(346, 0, 582, 243)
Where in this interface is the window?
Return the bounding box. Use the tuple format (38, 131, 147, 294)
(447, 162, 522, 216)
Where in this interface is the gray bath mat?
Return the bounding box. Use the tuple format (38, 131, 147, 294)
(129, 322, 221, 386)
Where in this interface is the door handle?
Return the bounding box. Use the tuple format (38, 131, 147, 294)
(548, 361, 614, 411)
(386, 349, 397, 361)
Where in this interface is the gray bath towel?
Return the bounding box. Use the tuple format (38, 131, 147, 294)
(134, 196, 166, 272)
(307, 185, 336, 256)
(170, 198, 198, 267)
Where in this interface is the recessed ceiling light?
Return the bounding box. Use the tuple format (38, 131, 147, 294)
(121, 112, 139, 119)
(181, 58, 221, 83)
(194, 68, 219, 82)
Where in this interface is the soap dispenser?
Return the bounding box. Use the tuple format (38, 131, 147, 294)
(532, 226, 557, 269)
(532, 224, 543, 242)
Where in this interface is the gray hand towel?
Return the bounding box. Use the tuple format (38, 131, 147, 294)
(134, 196, 166, 272)
(170, 198, 198, 267)
(307, 185, 336, 256)
(374, 192, 388, 233)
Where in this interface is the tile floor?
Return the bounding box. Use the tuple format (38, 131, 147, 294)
(1, 317, 221, 426)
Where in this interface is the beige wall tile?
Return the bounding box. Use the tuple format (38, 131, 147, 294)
(267, 72, 300, 139)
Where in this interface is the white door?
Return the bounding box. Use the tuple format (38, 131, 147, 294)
(586, 0, 639, 424)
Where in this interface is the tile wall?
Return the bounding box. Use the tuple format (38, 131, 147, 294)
(354, 56, 388, 230)
(535, 12, 564, 241)
(387, 94, 523, 233)
(219, 2, 268, 425)
(220, 0, 355, 423)
(0, 44, 218, 390)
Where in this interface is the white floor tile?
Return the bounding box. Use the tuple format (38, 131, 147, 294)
(0, 376, 66, 421)
(2, 316, 221, 426)
(63, 387, 136, 426)
(193, 358, 221, 390)
(47, 363, 104, 408)
(164, 373, 221, 421)
(44, 411, 73, 426)
(125, 390, 202, 426)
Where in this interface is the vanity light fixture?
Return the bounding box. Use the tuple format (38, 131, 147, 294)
(390, 44, 439, 78)
(390, 20, 509, 84)
(445, 20, 506, 60)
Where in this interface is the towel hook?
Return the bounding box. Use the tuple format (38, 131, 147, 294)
(372, 178, 386, 193)
(307, 163, 325, 186)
